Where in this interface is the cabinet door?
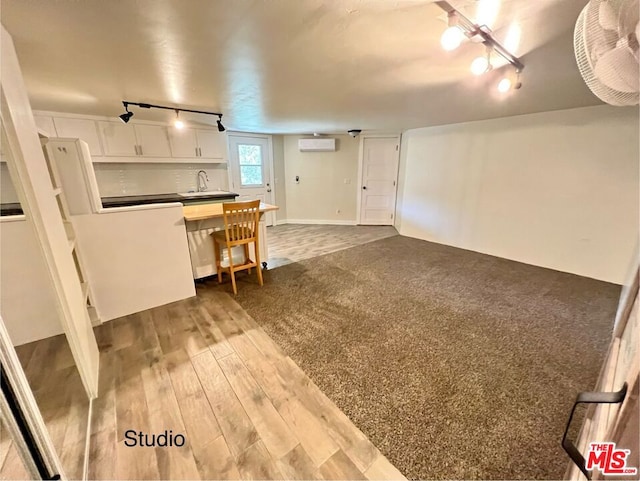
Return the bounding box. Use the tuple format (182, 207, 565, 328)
(168, 128, 198, 158)
(98, 121, 137, 156)
(196, 130, 226, 159)
(33, 115, 57, 137)
(53, 118, 103, 156)
(134, 124, 172, 157)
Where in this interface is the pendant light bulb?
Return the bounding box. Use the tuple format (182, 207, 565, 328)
(470, 56, 490, 75)
(441, 26, 463, 51)
(174, 110, 184, 129)
(497, 77, 512, 93)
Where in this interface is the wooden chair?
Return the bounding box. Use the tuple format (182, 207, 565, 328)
(212, 200, 263, 295)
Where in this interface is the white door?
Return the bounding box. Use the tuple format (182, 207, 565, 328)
(359, 136, 400, 225)
(228, 134, 275, 226)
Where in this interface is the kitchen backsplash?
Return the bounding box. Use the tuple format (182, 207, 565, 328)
(93, 163, 230, 196)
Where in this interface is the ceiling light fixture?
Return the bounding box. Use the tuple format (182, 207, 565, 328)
(440, 12, 464, 51)
(470, 48, 493, 75)
(119, 103, 134, 123)
(497, 77, 512, 93)
(174, 110, 185, 129)
(435, 1, 524, 88)
(119, 101, 225, 130)
(216, 115, 225, 132)
(497, 68, 522, 93)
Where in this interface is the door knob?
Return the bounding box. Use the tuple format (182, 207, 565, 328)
(362, 186, 367, 190)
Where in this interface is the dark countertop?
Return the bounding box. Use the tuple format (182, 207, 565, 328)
(0, 203, 23, 216)
(101, 191, 238, 208)
(1, 191, 239, 216)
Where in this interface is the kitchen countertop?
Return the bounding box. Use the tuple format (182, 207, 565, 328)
(183, 202, 279, 221)
(0, 191, 239, 216)
(102, 191, 238, 208)
(0, 203, 23, 216)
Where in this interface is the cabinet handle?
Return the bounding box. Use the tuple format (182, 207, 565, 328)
(138, 145, 143, 156)
(195, 147, 199, 157)
(198, 147, 202, 157)
(561, 382, 627, 480)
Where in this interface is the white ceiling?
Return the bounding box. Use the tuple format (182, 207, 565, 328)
(1, 0, 600, 133)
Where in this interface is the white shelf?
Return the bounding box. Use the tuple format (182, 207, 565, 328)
(91, 156, 227, 164)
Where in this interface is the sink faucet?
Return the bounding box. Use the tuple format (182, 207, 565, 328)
(197, 170, 209, 192)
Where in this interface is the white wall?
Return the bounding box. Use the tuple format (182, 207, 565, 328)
(272, 135, 288, 222)
(73, 204, 195, 322)
(283, 134, 360, 224)
(93, 162, 229, 197)
(0, 217, 63, 345)
(396, 105, 639, 284)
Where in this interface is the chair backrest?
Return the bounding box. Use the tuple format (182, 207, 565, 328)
(221, 200, 261, 245)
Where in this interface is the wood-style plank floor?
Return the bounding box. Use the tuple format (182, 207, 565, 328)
(266, 224, 398, 269)
(12, 334, 89, 480)
(89, 286, 405, 480)
(0, 418, 32, 480)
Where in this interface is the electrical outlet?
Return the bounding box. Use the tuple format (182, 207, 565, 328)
(344, 178, 351, 184)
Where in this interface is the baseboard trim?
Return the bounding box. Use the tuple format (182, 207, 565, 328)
(275, 219, 357, 226)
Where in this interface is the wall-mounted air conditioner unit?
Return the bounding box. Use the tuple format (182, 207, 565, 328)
(298, 138, 336, 152)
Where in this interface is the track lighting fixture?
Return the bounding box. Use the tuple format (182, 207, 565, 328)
(119, 103, 133, 123)
(174, 110, 184, 129)
(435, 1, 524, 90)
(497, 77, 512, 93)
(119, 101, 225, 130)
(470, 46, 493, 75)
(497, 68, 522, 93)
(216, 115, 226, 132)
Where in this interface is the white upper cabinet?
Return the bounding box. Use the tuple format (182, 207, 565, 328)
(168, 128, 199, 158)
(98, 122, 171, 158)
(196, 130, 226, 159)
(53, 117, 103, 156)
(34, 112, 227, 163)
(135, 124, 171, 157)
(33, 115, 57, 137)
(168, 128, 226, 159)
(98, 121, 137, 156)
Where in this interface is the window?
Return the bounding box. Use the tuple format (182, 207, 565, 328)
(238, 144, 263, 186)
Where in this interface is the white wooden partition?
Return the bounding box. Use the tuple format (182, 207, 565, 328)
(0, 25, 99, 396)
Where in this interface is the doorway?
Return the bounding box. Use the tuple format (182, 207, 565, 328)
(227, 134, 276, 226)
(357, 135, 401, 225)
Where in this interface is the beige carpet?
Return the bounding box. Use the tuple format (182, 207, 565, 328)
(218, 235, 620, 479)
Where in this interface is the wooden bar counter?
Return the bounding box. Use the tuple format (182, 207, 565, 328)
(182, 202, 279, 279)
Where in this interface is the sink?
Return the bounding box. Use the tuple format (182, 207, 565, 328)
(178, 191, 230, 197)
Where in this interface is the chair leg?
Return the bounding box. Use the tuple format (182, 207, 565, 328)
(254, 239, 264, 287)
(227, 246, 238, 295)
(244, 244, 251, 274)
(214, 239, 222, 284)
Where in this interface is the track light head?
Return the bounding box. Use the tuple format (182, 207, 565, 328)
(119, 102, 133, 123)
(119, 111, 133, 123)
(216, 116, 225, 132)
(174, 110, 185, 129)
